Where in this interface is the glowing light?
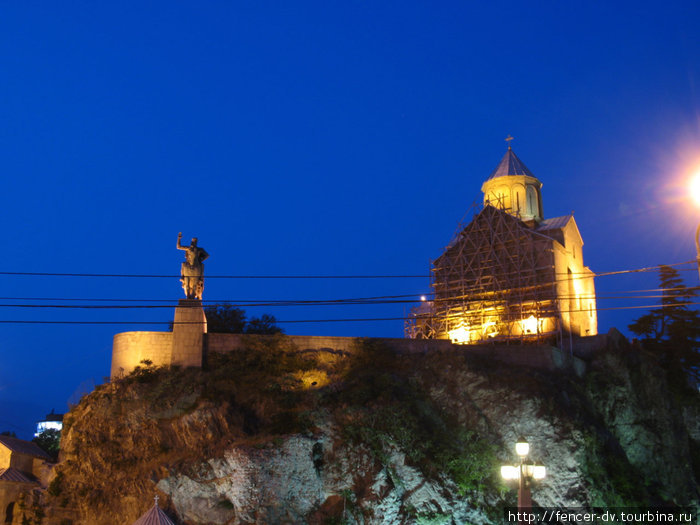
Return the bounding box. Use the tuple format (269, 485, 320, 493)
(691, 171, 700, 208)
(295, 370, 329, 390)
(500, 465, 519, 480)
(515, 437, 530, 457)
(521, 315, 538, 334)
(533, 464, 546, 480)
(483, 320, 499, 338)
(420, 295, 426, 301)
(448, 324, 471, 344)
(35, 420, 63, 437)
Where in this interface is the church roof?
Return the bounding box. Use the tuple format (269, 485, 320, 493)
(0, 467, 37, 484)
(132, 501, 176, 525)
(487, 147, 536, 180)
(0, 435, 52, 461)
(536, 215, 572, 231)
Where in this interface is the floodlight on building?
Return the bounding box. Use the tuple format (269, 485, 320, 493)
(521, 315, 538, 334)
(448, 324, 471, 344)
(420, 295, 427, 301)
(482, 320, 499, 338)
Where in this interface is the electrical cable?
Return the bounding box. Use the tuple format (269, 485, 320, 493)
(0, 300, 697, 325)
(0, 259, 694, 280)
(0, 259, 697, 325)
(0, 271, 430, 279)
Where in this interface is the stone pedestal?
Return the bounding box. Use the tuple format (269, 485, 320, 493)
(171, 299, 207, 368)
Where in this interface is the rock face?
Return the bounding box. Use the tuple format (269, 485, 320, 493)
(45, 335, 699, 524)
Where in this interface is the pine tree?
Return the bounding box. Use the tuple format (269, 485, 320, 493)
(629, 265, 700, 384)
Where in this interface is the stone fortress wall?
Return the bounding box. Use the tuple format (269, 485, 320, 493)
(111, 306, 603, 379)
(111, 331, 175, 378)
(111, 329, 461, 379)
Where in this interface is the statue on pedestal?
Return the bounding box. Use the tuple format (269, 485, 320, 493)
(177, 233, 209, 300)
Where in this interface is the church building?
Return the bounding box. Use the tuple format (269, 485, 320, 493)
(406, 145, 597, 344)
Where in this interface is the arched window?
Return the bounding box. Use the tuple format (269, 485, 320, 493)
(526, 186, 538, 217)
(512, 184, 525, 216)
(5, 502, 14, 524)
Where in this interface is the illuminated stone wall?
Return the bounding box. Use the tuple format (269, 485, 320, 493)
(208, 334, 455, 356)
(111, 332, 459, 379)
(111, 331, 173, 379)
(111, 309, 593, 378)
(0, 446, 10, 469)
(551, 218, 598, 337)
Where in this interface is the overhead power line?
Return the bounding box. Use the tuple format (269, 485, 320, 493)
(1, 283, 699, 305)
(0, 293, 426, 303)
(0, 271, 430, 279)
(0, 259, 696, 325)
(0, 259, 694, 280)
(0, 290, 696, 309)
(0, 299, 698, 326)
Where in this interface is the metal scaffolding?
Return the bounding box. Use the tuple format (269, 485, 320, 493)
(406, 204, 562, 344)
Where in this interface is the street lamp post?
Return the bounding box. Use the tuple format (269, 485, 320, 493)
(501, 437, 546, 525)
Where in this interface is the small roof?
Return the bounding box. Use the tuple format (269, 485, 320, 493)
(132, 499, 176, 525)
(0, 467, 37, 484)
(0, 435, 52, 461)
(487, 147, 536, 180)
(537, 215, 572, 231)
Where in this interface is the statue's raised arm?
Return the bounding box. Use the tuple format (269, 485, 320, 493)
(177, 232, 187, 251)
(177, 233, 209, 300)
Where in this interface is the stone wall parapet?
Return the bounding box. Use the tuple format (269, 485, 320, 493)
(112, 330, 597, 379)
(111, 331, 173, 379)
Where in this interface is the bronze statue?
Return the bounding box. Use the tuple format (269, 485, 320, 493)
(177, 233, 209, 300)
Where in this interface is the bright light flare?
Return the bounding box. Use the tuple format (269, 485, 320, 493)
(483, 320, 499, 338)
(515, 438, 530, 457)
(691, 172, 700, 208)
(521, 315, 538, 334)
(448, 324, 471, 344)
(533, 464, 546, 480)
(501, 465, 519, 480)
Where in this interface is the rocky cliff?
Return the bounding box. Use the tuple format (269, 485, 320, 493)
(42, 333, 699, 524)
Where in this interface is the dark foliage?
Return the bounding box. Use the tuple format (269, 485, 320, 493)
(204, 304, 283, 335)
(245, 314, 283, 335)
(33, 428, 61, 460)
(628, 265, 700, 384)
(204, 303, 247, 333)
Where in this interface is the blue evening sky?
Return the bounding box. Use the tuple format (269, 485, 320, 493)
(1, 1, 699, 437)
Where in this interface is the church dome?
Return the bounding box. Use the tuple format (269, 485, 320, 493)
(481, 147, 543, 223)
